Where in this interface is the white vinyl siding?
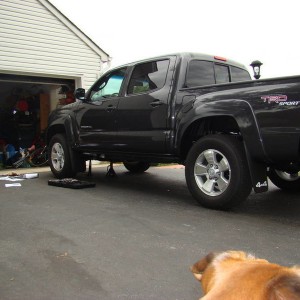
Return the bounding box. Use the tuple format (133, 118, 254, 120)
(0, 0, 109, 89)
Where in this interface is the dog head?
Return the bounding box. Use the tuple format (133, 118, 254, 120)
(190, 251, 260, 293)
(190, 250, 300, 300)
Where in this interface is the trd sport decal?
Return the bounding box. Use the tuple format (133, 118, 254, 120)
(261, 94, 299, 106)
(261, 95, 287, 104)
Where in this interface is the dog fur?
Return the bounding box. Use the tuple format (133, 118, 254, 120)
(191, 250, 300, 300)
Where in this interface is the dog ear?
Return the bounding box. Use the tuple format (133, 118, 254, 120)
(269, 274, 300, 300)
(190, 252, 216, 281)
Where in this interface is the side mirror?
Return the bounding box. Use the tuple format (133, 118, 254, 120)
(75, 88, 86, 101)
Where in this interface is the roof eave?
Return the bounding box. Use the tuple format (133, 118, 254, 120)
(39, 0, 111, 61)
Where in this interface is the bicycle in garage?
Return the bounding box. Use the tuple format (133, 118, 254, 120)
(13, 134, 48, 169)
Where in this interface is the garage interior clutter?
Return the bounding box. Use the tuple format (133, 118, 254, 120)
(0, 77, 75, 169)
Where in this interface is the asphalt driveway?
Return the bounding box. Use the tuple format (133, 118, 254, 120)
(0, 164, 300, 299)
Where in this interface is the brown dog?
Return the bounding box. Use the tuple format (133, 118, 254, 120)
(191, 251, 300, 300)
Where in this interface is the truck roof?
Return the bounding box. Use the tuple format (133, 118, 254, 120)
(112, 52, 248, 71)
(178, 52, 248, 69)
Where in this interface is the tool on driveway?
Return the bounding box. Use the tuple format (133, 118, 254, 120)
(48, 178, 96, 189)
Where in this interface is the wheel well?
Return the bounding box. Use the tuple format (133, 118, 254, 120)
(46, 125, 66, 145)
(180, 116, 240, 161)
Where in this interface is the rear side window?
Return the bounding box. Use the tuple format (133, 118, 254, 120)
(231, 66, 251, 82)
(215, 64, 230, 84)
(186, 60, 251, 87)
(186, 60, 215, 87)
(127, 59, 170, 95)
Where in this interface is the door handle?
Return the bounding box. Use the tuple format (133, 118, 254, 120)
(150, 100, 163, 107)
(106, 105, 116, 112)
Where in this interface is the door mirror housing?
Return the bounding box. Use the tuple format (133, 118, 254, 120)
(75, 88, 86, 101)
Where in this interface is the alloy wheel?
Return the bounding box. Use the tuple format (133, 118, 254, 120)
(194, 149, 231, 196)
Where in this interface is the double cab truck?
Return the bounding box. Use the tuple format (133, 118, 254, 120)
(46, 53, 300, 209)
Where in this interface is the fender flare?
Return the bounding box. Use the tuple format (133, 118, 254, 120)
(176, 99, 268, 193)
(46, 113, 78, 148)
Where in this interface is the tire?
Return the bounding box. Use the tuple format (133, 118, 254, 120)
(29, 147, 48, 167)
(123, 161, 150, 173)
(185, 135, 252, 210)
(48, 134, 76, 178)
(268, 168, 300, 191)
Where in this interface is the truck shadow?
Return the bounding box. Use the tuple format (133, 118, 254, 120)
(76, 165, 300, 225)
(77, 165, 195, 206)
(233, 187, 300, 225)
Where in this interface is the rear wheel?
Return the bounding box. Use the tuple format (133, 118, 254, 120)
(185, 135, 252, 210)
(268, 168, 300, 191)
(123, 161, 150, 173)
(48, 134, 76, 178)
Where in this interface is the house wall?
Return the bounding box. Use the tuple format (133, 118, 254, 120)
(0, 0, 109, 89)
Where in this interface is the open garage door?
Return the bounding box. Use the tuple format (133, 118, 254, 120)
(0, 73, 75, 168)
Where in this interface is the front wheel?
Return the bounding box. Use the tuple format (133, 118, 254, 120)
(185, 135, 252, 210)
(268, 168, 300, 191)
(48, 134, 76, 178)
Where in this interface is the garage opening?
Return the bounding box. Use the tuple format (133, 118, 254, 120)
(0, 73, 76, 169)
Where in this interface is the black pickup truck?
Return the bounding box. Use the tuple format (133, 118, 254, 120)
(46, 53, 300, 209)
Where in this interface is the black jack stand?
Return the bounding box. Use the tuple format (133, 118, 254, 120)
(106, 162, 116, 177)
(87, 159, 92, 177)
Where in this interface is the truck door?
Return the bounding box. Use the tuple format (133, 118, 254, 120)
(116, 57, 175, 153)
(76, 68, 127, 150)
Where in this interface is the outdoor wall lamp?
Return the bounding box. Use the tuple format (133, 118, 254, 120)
(250, 60, 263, 79)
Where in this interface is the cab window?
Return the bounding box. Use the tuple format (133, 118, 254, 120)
(215, 64, 230, 84)
(186, 60, 215, 87)
(186, 60, 251, 87)
(231, 66, 251, 82)
(90, 68, 126, 102)
(127, 60, 170, 95)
